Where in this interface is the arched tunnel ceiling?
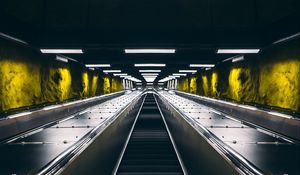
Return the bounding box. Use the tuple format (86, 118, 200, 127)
(0, 0, 299, 82)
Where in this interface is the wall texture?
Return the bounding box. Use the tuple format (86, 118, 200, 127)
(177, 39, 300, 113)
(0, 38, 124, 112)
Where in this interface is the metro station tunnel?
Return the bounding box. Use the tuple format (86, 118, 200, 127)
(0, 1, 300, 175)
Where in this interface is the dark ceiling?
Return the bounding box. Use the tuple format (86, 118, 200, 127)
(0, 0, 299, 82)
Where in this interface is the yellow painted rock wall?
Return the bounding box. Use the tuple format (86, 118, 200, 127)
(0, 59, 42, 110)
(201, 75, 210, 96)
(177, 39, 300, 112)
(0, 38, 123, 112)
(177, 78, 189, 92)
(211, 72, 219, 97)
(81, 72, 89, 98)
(227, 66, 257, 102)
(42, 66, 73, 102)
(103, 76, 111, 94)
(111, 77, 123, 92)
(90, 75, 99, 96)
(189, 76, 197, 94)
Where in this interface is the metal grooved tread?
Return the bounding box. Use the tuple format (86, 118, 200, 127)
(117, 94, 184, 175)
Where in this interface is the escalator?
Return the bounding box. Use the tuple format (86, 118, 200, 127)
(116, 93, 184, 175)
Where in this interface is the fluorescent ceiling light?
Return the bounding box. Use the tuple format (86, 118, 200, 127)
(141, 73, 159, 76)
(40, 49, 83, 54)
(217, 49, 260, 54)
(125, 49, 176, 54)
(134, 64, 166, 67)
(273, 32, 300, 45)
(56, 55, 68, 63)
(114, 73, 128, 76)
(103, 70, 121, 73)
(205, 68, 211, 71)
(89, 68, 95, 71)
(179, 70, 197, 73)
(139, 70, 161, 73)
(232, 55, 245, 63)
(120, 75, 132, 78)
(190, 64, 215, 68)
(172, 73, 187, 76)
(169, 75, 180, 78)
(0, 32, 28, 45)
(85, 64, 111, 67)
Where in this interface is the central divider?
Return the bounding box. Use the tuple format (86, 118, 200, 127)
(115, 93, 184, 175)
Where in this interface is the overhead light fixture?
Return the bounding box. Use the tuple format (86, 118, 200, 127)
(232, 55, 245, 63)
(103, 70, 121, 73)
(223, 55, 244, 62)
(179, 70, 197, 73)
(125, 49, 176, 54)
(85, 64, 111, 68)
(113, 73, 128, 76)
(141, 73, 159, 76)
(56, 55, 68, 63)
(217, 49, 260, 54)
(273, 32, 300, 45)
(89, 68, 95, 71)
(172, 73, 187, 76)
(205, 68, 211, 71)
(120, 75, 132, 78)
(144, 77, 156, 82)
(169, 75, 180, 78)
(139, 70, 161, 73)
(40, 49, 83, 54)
(134, 64, 166, 67)
(190, 64, 215, 68)
(0, 32, 28, 45)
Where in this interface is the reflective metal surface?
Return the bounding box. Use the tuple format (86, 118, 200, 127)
(158, 90, 300, 175)
(0, 91, 142, 174)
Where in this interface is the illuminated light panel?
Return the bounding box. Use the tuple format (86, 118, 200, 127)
(0, 32, 28, 45)
(179, 70, 197, 73)
(232, 55, 245, 63)
(169, 75, 180, 78)
(56, 55, 68, 63)
(125, 49, 176, 54)
(273, 32, 300, 44)
(144, 77, 156, 82)
(141, 73, 159, 76)
(113, 73, 128, 76)
(40, 49, 83, 54)
(205, 68, 211, 71)
(217, 49, 260, 54)
(103, 70, 121, 73)
(134, 64, 166, 67)
(85, 64, 111, 67)
(139, 70, 161, 73)
(172, 73, 187, 76)
(190, 64, 215, 67)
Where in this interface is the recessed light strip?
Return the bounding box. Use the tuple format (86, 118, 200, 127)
(85, 64, 111, 67)
(141, 73, 159, 76)
(139, 70, 161, 73)
(114, 73, 128, 76)
(40, 49, 83, 54)
(217, 49, 260, 54)
(179, 70, 197, 73)
(135, 64, 166, 67)
(103, 70, 121, 73)
(190, 64, 215, 68)
(125, 49, 176, 54)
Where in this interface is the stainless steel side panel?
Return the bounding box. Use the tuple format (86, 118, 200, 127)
(156, 96, 241, 175)
(59, 95, 145, 175)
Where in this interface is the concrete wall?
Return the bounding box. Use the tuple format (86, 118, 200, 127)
(0, 38, 123, 112)
(177, 39, 300, 113)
